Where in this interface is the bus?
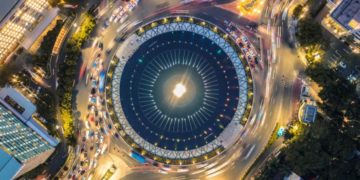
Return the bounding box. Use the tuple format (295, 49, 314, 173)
(99, 71, 106, 93)
(130, 151, 146, 164)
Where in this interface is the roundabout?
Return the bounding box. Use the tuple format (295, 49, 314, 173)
(106, 16, 254, 165)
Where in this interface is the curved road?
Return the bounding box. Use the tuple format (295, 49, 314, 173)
(68, 0, 305, 180)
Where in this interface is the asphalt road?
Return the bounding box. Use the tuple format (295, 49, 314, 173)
(66, 0, 306, 179)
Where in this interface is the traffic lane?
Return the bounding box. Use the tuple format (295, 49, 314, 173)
(230, 84, 287, 179)
(130, 0, 182, 20)
(222, 49, 298, 179)
(93, 1, 276, 180)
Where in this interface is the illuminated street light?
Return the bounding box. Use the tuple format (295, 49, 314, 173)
(173, 83, 186, 98)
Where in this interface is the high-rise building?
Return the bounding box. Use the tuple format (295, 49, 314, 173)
(0, 0, 58, 63)
(0, 87, 59, 179)
(322, 0, 360, 52)
(330, 0, 360, 40)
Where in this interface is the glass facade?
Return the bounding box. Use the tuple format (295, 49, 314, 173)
(0, 0, 49, 62)
(0, 103, 53, 162)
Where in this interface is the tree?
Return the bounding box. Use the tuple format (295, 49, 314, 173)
(296, 18, 327, 48)
(292, 5, 303, 19)
(256, 157, 290, 180)
(0, 64, 12, 87)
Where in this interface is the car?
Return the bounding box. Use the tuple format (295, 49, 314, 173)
(80, 170, 85, 175)
(84, 120, 90, 129)
(224, 20, 231, 26)
(96, 96, 102, 107)
(103, 19, 110, 28)
(86, 130, 90, 139)
(114, 15, 121, 23)
(91, 88, 96, 95)
(101, 144, 108, 154)
(120, 14, 129, 23)
(89, 115, 95, 122)
(347, 74, 357, 83)
(114, 133, 120, 139)
(89, 130, 95, 137)
(100, 135, 104, 144)
(94, 148, 101, 158)
(241, 36, 248, 43)
(92, 60, 98, 68)
(90, 106, 96, 114)
(100, 127, 106, 134)
(108, 124, 112, 130)
(93, 160, 98, 168)
(97, 42, 104, 50)
(249, 50, 256, 57)
(105, 112, 110, 119)
(106, 48, 111, 54)
(95, 142, 100, 150)
(119, 9, 125, 17)
(89, 95, 96, 104)
(95, 109, 99, 117)
(339, 61, 347, 69)
(109, 14, 116, 22)
(99, 117, 104, 124)
(113, 7, 120, 14)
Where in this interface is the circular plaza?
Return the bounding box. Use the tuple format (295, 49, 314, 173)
(106, 16, 254, 165)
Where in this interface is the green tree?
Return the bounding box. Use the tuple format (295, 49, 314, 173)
(292, 5, 303, 19)
(0, 64, 12, 87)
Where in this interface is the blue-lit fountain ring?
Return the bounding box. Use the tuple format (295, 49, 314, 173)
(110, 16, 252, 163)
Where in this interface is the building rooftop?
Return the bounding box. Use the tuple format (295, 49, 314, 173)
(0, 87, 59, 147)
(331, 0, 360, 30)
(0, 0, 21, 24)
(0, 148, 22, 180)
(0, 87, 36, 120)
(299, 104, 318, 123)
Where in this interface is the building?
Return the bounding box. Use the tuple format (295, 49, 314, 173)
(298, 102, 318, 124)
(0, 0, 59, 63)
(322, 0, 360, 52)
(0, 148, 22, 180)
(0, 87, 58, 179)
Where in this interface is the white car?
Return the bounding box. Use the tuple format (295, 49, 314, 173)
(93, 160, 98, 168)
(339, 61, 346, 69)
(120, 14, 128, 23)
(109, 14, 116, 22)
(90, 106, 96, 114)
(86, 130, 90, 140)
(101, 144, 108, 154)
(114, 15, 121, 23)
(100, 135, 104, 144)
(89, 160, 94, 168)
(94, 149, 101, 158)
(84, 121, 90, 129)
(113, 7, 121, 14)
